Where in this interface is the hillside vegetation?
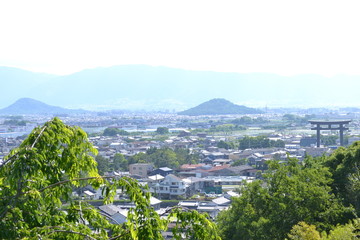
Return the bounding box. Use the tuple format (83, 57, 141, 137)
(178, 98, 263, 116)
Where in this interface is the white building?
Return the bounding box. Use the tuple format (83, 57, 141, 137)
(154, 174, 186, 199)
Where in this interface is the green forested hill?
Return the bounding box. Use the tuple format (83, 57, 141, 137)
(178, 98, 263, 115)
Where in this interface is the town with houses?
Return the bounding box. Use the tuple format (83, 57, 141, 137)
(1, 109, 360, 237)
(3, 1, 360, 237)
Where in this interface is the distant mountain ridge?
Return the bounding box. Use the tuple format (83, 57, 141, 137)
(178, 98, 263, 115)
(2, 65, 360, 110)
(0, 98, 88, 115)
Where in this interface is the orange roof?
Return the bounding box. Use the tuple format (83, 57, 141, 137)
(206, 164, 231, 172)
(180, 163, 205, 170)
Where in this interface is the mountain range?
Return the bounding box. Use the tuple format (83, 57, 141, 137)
(2, 65, 360, 110)
(0, 98, 263, 116)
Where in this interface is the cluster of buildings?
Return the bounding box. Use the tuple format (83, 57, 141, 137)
(2, 114, 360, 234)
(73, 132, 346, 228)
(0, 137, 23, 162)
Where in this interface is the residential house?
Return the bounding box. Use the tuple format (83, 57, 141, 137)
(178, 163, 210, 178)
(178, 201, 199, 210)
(212, 196, 231, 206)
(304, 147, 332, 157)
(207, 146, 219, 152)
(148, 174, 165, 182)
(83, 190, 96, 200)
(197, 201, 222, 219)
(177, 130, 191, 137)
(129, 163, 153, 178)
(204, 175, 253, 191)
(228, 151, 242, 160)
(209, 152, 229, 160)
(98, 205, 128, 224)
(109, 142, 124, 151)
(183, 177, 215, 196)
(178, 201, 225, 219)
(149, 167, 173, 177)
(212, 158, 232, 166)
(154, 174, 186, 199)
(180, 163, 206, 172)
(224, 190, 240, 199)
(150, 196, 162, 210)
(207, 165, 256, 177)
(247, 153, 264, 166)
(205, 164, 231, 176)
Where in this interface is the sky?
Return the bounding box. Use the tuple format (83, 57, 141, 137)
(1, 0, 360, 76)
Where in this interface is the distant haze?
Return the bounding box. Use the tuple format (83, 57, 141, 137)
(1, 1, 360, 77)
(1, 65, 360, 111)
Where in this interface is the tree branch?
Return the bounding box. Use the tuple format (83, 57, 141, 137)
(108, 230, 131, 240)
(46, 229, 98, 240)
(0, 176, 116, 219)
(36, 176, 115, 193)
(0, 125, 47, 168)
(0, 154, 17, 168)
(31, 125, 47, 148)
(99, 211, 121, 225)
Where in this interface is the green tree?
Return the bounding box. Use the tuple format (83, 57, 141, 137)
(238, 136, 285, 150)
(128, 152, 147, 165)
(150, 148, 178, 169)
(129, 147, 199, 169)
(217, 158, 354, 240)
(270, 139, 285, 148)
(3, 119, 27, 126)
(324, 141, 360, 214)
(232, 116, 253, 125)
(174, 148, 199, 165)
(282, 114, 315, 125)
(238, 136, 267, 149)
(103, 127, 129, 136)
(287, 222, 321, 240)
(217, 140, 238, 150)
(324, 218, 360, 240)
(0, 118, 221, 239)
(103, 127, 119, 136)
(232, 116, 268, 125)
(288, 219, 360, 240)
(320, 135, 338, 146)
(95, 155, 110, 175)
(283, 114, 299, 121)
(112, 153, 128, 171)
(156, 127, 169, 134)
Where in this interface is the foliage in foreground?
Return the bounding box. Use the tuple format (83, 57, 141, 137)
(217, 157, 355, 240)
(0, 118, 220, 239)
(287, 219, 360, 240)
(323, 141, 360, 215)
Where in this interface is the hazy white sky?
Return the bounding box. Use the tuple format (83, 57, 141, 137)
(1, 0, 359, 76)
